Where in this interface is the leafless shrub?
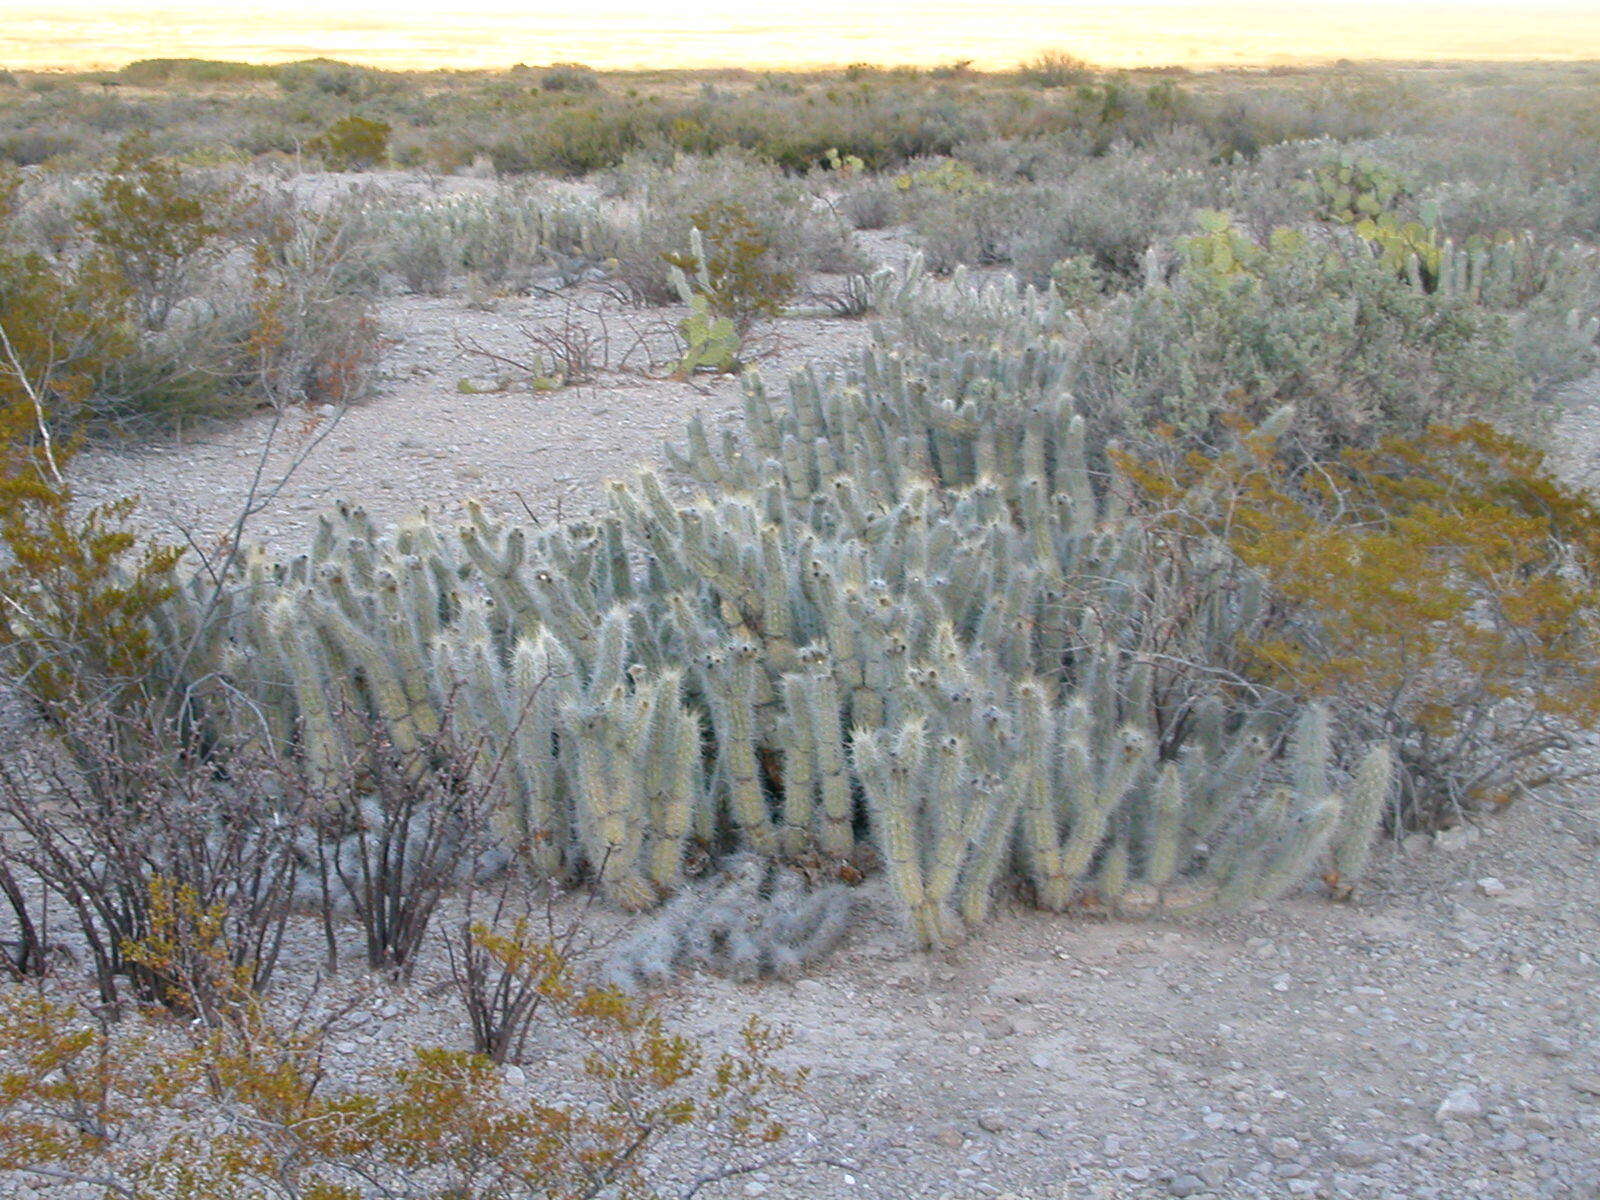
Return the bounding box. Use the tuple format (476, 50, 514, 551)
(0, 704, 306, 1008)
(454, 295, 682, 388)
(806, 273, 874, 318)
(310, 706, 506, 977)
(445, 877, 606, 1064)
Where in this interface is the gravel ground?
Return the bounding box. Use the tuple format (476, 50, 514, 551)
(25, 250, 1600, 1200)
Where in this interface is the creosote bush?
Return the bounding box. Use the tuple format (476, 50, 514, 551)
(312, 114, 391, 170)
(1129, 418, 1600, 828)
(0, 939, 809, 1199)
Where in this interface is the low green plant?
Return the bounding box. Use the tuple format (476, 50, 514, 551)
(664, 201, 797, 333)
(312, 114, 391, 170)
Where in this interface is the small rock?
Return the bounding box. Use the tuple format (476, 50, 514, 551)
(933, 1127, 965, 1149)
(1476, 877, 1508, 898)
(1168, 1173, 1206, 1197)
(1571, 1076, 1600, 1097)
(502, 1065, 527, 1088)
(1269, 1136, 1302, 1159)
(1434, 825, 1481, 850)
(977, 1112, 1007, 1133)
(1435, 1086, 1482, 1122)
(1535, 1035, 1572, 1058)
(1334, 1139, 1384, 1168)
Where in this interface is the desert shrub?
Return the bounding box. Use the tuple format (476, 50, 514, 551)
(897, 158, 1025, 271)
(1134, 421, 1600, 828)
(0, 359, 310, 1004)
(0, 704, 307, 1007)
(666, 200, 800, 332)
(3, 154, 379, 425)
(0, 127, 83, 167)
(605, 151, 817, 306)
(0, 955, 809, 1198)
(309, 707, 504, 976)
(542, 62, 601, 93)
(236, 196, 381, 408)
(115, 58, 276, 87)
(489, 103, 646, 176)
(1071, 212, 1582, 455)
(910, 183, 1025, 272)
(1018, 50, 1095, 88)
(74, 134, 232, 330)
(276, 59, 398, 101)
(1010, 148, 1208, 284)
(312, 113, 391, 170)
(834, 176, 899, 229)
(0, 206, 134, 429)
(1425, 174, 1588, 243)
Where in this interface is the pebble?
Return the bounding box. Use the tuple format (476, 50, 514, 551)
(1334, 1139, 1384, 1168)
(1535, 1035, 1572, 1058)
(1435, 1086, 1482, 1122)
(1168, 1173, 1206, 1197)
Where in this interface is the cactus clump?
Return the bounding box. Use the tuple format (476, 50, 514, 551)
(139, 286, 1395, 952)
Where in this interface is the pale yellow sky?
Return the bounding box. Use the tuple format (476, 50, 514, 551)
(5, 1, 1598, 71)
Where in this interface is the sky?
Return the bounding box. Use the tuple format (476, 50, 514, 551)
(5, 1, 1599, 72)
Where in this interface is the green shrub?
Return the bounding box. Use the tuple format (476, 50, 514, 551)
(541, 63, 600, 93)
(666, 200, 798, 333)
(1009, 147, 1208, 283)
(1018, 50, 1094, 88)
(115, 59, 275, 87)
(1071, 212, 1577, 454)
(604, 152, 819, 306)
(489, 104, 644, 176)
(311, 114, 391, 170)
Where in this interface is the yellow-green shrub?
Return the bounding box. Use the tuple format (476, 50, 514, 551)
(1131, 419, 1600, 826)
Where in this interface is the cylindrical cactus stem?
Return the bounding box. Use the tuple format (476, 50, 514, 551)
(565, 694, 655, 911)
(375, 574, 441, 740)
(1144, 763, 1186, 887)
(1290, 703, 1332, 803)
(855, 723, 946, 948)
(1249, 797, 1343, 903)
(638, 671, 699, 890)
(268, 596, 341, 793)
(1328, 744, 1394, 897)
(957, 767, 1026, 929)
(1015, 681, 1073, 910)
(308, 590, 424, 760)
(777, 673, 817, 858)
(704, 642, 777, 855)
(508, 633, 574, 875)
(799, 654, 854, 857)
(1189, 727, 1273, 839)
(1093, 837, 1130, 907)
(923, 732, 972, 911)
